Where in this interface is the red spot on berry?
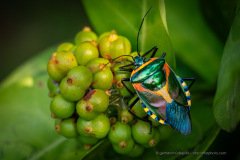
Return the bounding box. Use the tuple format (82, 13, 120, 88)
(84, 90, 96, 100)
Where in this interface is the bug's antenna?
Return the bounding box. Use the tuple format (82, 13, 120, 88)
(101, 54, 135, 69)
(112, 55, 134, 62)
(137, 7, 152, 56)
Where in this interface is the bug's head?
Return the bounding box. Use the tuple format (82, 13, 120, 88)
(134, 56, 146, 68)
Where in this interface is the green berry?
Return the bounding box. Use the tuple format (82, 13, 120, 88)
(98, 31, 115, 43)
(78, 135, 99, 145)
(77, 114, 110, 139)
(146, 131, 160, 148)
(127, 143, 144, 157)
(47, 51, 78, 81)
(75, 27, 97, 45)
(119, 109, 133, 124)
(92, 114, 110, 139)
(108, 122, 131, 144)
(132, 120, 157, 146)
(66, 66, 93, 90)
(76, 99, 98, 120)
(57, 42, 75, 52)
(112, 138, 134, 155)
(84, 89, 109, 112)
(60, 66, 92, 101)
(50, 94, 75, 119)
(99, 33, 131, 59)
(92, 67, 113, 90)
(47, 78, 60, 97)
(59, 118, 78, 138)
(74, 41, 99, 65)
(59, 84, 85, 102)
(77, 117, 93, 137)
(86, 58, 110, 74)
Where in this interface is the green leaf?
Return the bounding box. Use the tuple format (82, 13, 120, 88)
(165, 0, 223, 84)
(0, 48, 92, 160)
(213, 3, 240, 132)
(82, 0, 175, 67)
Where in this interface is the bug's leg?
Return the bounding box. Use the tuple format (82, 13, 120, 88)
(160, 52, 166, 59)
(142, 46, 158, 58)
(119, 63, 134, 72)
(182, 78, 195, 89)
(127, 97, 154, 134)
(128, 96, 139, 111)
(121, 78, 134, 96)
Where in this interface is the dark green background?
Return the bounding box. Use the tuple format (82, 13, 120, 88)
(0, 0, 239, 159)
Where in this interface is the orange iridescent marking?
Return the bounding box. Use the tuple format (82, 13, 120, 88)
(132, 83, 173, 103)
(163, 63, 170, 80)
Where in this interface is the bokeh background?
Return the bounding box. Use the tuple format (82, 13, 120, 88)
(0, 0, 240, 159)
(0, 0, 89, 81)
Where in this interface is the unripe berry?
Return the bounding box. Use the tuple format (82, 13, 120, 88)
(119, 109, 133, 124)
(112, 138, 134, 155)
(108, 122, 131, 144)
(75, 27, 97, 45)
(59, 118, 78, 138)
(86, 58, 110, 73)
(99, 33, 131, 59)
(146, 131, 160, 148)
(65, 66, 93, 90)
(57, 42, 75, 52)
(47, 51, 78, 81)
(59, 84, 85, 102)
(77, 114, 110, 139)
(132, 120, 158, 146)
(60, 66, 92, 101)
(74, 41, 99, 65)
(92, 67, 113, 90)
(92, 114, 110, 139)
(50, 94, 75, 119)
(84, 89, 109, 112)
(76, 99, 98, 120)
(77, 117, 93, 137)
(98, 31, 115, 43)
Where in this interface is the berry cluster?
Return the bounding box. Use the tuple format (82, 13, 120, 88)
(47, 27, 167, 157)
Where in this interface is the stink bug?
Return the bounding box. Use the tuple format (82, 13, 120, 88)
(117, 8, 195, 135)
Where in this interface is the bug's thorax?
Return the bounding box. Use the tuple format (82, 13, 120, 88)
(131, 56, 157, 77)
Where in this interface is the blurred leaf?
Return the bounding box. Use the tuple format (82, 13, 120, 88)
(213, 3, 240, 132)
(0, 48, 92, 160)
(165, 0, 223, 85)
(82, 0, 175, 67)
